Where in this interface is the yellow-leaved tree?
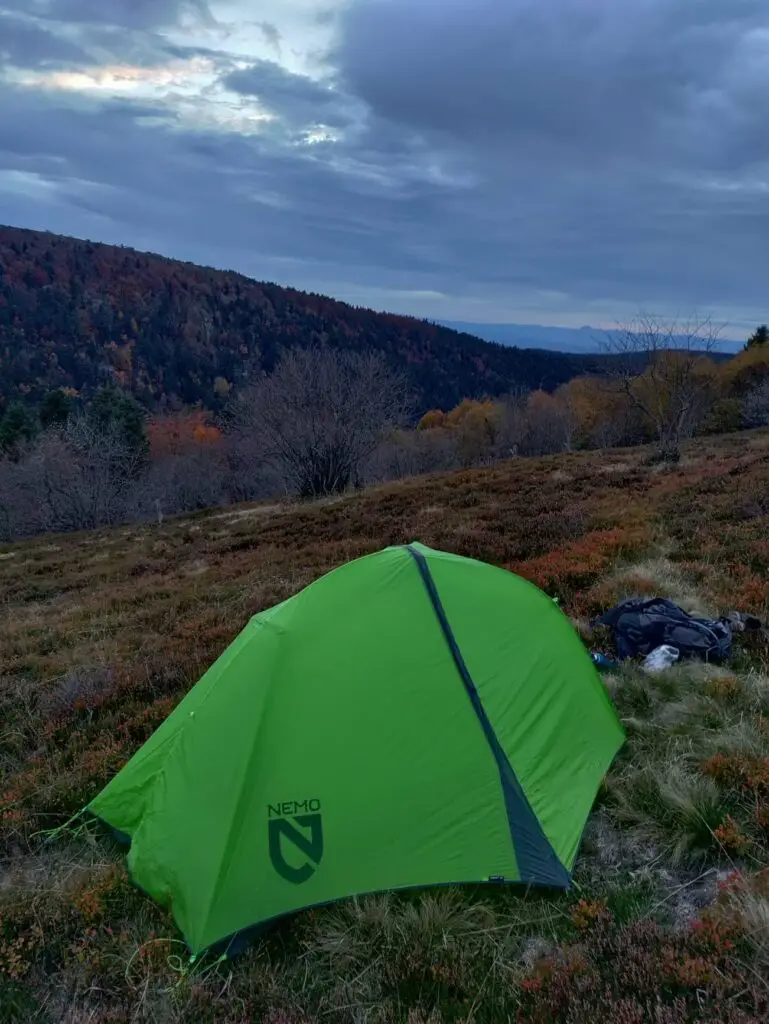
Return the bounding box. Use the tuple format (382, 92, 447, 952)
(601, 315, 722, 460)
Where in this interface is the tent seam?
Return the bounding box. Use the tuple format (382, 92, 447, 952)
(404, 544, 570, 888)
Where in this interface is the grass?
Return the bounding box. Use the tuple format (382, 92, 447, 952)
(603, 656, 769, 872)
(2, 431, 769, 1020)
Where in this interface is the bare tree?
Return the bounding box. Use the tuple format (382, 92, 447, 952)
(493, 389, 530, 457)
(224, 429, 284, 503)
(368, 427, 460, 482)
(18, 415, 145, 533)
(527, 392, 578, 456)
(490, 389, 577, 458)
(229, 346, 413, 498)
(141, 446, 230, 519)
(601, 314, 722, 460)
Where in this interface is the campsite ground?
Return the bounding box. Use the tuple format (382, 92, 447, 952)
(2, 430, 769, 1023)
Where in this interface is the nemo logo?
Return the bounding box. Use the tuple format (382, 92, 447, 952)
(267, 801, 324, 884)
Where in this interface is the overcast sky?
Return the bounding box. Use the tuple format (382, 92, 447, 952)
(0, 0, 767, 336)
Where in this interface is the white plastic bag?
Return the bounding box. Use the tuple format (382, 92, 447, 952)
(642, 645, 680, 673)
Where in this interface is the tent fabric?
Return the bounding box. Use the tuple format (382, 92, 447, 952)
(87, 542, 624, 955)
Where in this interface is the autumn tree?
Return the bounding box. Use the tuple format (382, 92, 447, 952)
(417, 409, 447, 431)
(555, 376, 646, 449)
(229, 346, 413, 498)
(602, 315, 722, 461)
(144, 410, 227, 517)
(698, 341, 769, 436)
(723, 341, 769, 393)
(443, 399, 499, 466)
(147, 410, 222, 460)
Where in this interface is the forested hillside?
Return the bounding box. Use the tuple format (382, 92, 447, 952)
(0, 225, 596, 414)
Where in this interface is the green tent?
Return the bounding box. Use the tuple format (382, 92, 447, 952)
(88, 542, 624, 955)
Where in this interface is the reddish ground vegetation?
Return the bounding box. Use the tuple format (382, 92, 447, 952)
(517, 910, 767, 1023)
(1, 430, 769, 1021)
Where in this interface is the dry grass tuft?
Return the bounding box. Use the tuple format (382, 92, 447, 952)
(610, 556, 714, 616)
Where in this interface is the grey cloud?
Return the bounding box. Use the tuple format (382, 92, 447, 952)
(0, 79, 758, 322)
(336, 0, 769, 169)
(223, 60, 355, 130)
(0, 86, 447, 285)
(258, 21, 281, 56)
(0, 3, 225, 72)
(73, 29, 232, 70)
(0, 11, 92, 67)
(20, 0, 214, 31)
(0, 0, 767, 331)
(324, 0, 769, 319)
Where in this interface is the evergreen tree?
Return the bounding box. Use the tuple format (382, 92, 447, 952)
(89, 386, 149, 465)
(746, 325, 769, 349)
(0, 401, 38, 457)
(39, 389, 74, 429)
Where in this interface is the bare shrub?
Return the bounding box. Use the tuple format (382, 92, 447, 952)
(12, 415, 144, 535)
(38, 666, 115, 721)
(742, 378, 769, 429)
(493, 389, 531, 456)
(229, 346, 413, 498)
(524, 392, 577, 455)
(224, 432, 287, 503)
(140, 445, 230, 519)
(368, 427, 460, 482)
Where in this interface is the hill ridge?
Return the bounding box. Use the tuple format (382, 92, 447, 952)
(0, 223, 598, 414)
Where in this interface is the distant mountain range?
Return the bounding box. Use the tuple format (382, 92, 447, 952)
(435, 320, 744, 356)
(0, 225, 611, 415)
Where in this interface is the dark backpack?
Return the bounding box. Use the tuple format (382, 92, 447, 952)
(593, 597, 732, 663)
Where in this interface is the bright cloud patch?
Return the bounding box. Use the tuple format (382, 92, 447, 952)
(14, 57, 216, 94)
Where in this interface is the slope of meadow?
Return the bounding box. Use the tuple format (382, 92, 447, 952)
(2, 432, 769, 1023)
